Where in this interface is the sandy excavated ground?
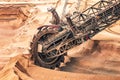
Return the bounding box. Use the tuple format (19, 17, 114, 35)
(0, 0, 120, 80)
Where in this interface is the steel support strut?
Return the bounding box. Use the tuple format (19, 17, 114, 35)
(46, 0, 120, 59)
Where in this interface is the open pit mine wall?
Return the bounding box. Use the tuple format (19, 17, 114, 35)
(0, 0, 100, 21)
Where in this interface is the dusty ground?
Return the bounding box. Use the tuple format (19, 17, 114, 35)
(0, 0, 120, 80)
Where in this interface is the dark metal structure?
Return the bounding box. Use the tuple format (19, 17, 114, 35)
(30, 0, 120, 69)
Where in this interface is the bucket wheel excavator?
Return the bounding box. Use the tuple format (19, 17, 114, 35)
(30, 0, 120, 69)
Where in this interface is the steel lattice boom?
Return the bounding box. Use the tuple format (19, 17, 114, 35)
(30, 0, 120, 69)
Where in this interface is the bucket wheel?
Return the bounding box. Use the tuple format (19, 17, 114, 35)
(30, 25, 64, 69)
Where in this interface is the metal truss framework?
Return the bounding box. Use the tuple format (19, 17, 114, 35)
(46, 0, 120, 58)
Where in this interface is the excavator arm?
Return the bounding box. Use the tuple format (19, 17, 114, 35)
(30, 0, 120, 69)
